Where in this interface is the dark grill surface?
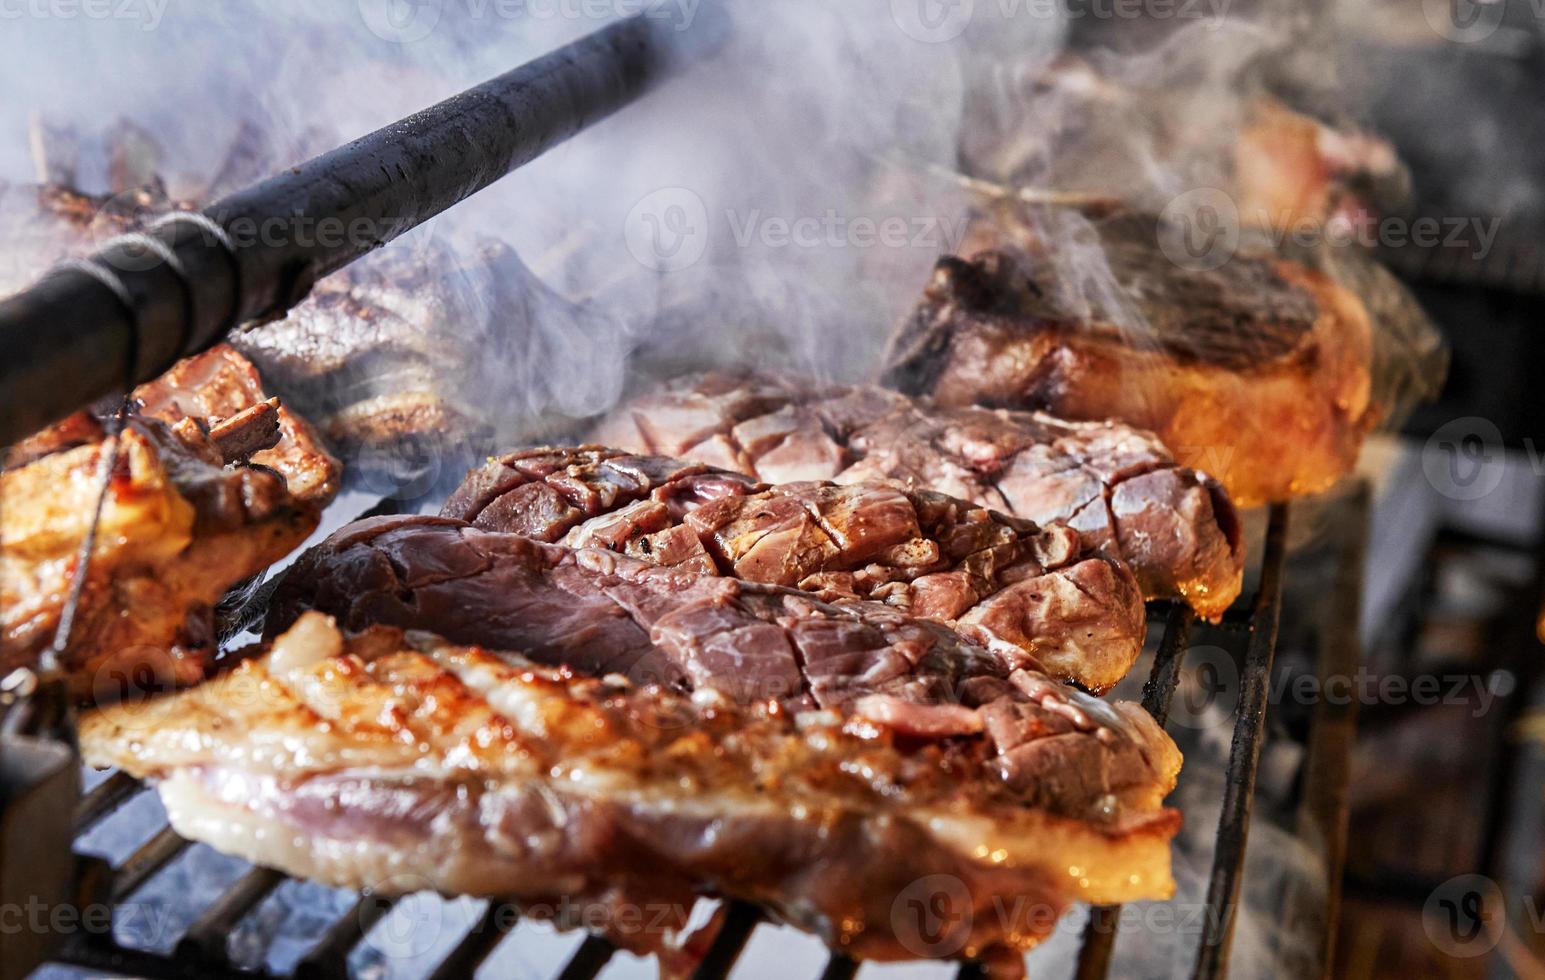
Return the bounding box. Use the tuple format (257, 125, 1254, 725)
(36, 500, 1349, 980)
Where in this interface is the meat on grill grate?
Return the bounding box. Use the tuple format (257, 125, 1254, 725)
(80, 612, 1182, 971)
(440, 446, 1146, 691)
(880, 208, 1376, 508)
(592, 373, 1244, 620)
(1, 415, 318, 696)
(1, 346, 336, 697)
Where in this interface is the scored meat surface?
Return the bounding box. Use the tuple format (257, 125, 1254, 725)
(80, 613, 1182, 969)
(442, 446, 1145, 691)
(881, 208, 1376, 508)
(269, 515, 1026, 713)
(1, 415, 318, 696)
(593, 373, 1243, 620)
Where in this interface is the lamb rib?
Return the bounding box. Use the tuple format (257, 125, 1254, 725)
(591, 373, 1244, 620)
(441, 446, 1146, 692)
(81, 613, 1181, 971)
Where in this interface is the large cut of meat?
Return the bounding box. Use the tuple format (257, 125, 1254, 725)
(441, 446, 1145, 691)
(881, 208, 1376, 508)
(592, 373, 1243, 620)
(1, 414, 318, 696)
(270, 515, 1036, 712)
(80, 613, 1182, 970)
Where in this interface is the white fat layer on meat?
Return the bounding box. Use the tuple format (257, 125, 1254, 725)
(158, 768, 1175, 907)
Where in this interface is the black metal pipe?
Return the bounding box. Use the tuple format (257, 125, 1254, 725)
(0, 9, 727, 446)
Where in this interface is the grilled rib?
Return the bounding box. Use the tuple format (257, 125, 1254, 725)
(592, 373, 1243, 620)
(80, 612, 1182, 969)
(441, 446, 1145, 692)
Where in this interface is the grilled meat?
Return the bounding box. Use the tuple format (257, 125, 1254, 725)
(882, 209, 1375, 508)
(131, 344, 341, 505)
(81, 612, 1182, 968)
(1, 414, 318, 696)
(269, 515, 1025, 712)
(593, 374, 1243, 620)
(1, 344, 334, 697)
(442, 446, 1145, 691)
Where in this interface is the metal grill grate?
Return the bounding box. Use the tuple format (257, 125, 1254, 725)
(35, 500, 1346, 980)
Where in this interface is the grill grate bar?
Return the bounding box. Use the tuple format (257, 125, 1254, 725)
(174, 866, 287, 967)
(43, 504, 1323, 980)
(819, 953, 861, 980)
(691, 901, 762, 980)
(74, 770, 143, 831)
(1191, 502, 1290, 980)
(112, 826, 190, 902)
(556, 932, 620, 980)
(1074, 602, 1195, 980)
(425, 900, 520, 980)
(293, 892, 398, 980)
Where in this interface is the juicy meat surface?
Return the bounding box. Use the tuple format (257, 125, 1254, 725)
(592, 374, 1244, 620)
(80, 613, 1182, 968)
(269, 515, 1023, 712)
(881, 208, 1376, 508)
(1, 415, 318, 696)
(442, 446, 1145, 691)
(131, 344, 342, 506)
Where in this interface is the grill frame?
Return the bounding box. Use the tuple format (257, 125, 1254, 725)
(34, 497, 1354, 980)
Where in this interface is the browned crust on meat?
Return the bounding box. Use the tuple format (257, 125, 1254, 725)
(881, 208, 1376, 507)
(593, 375, 1244, 620)
(132, 344, 342, 506)
(81, 614, 1182, 965)
(441, 445, 1145, 691)
(1, 417, 318, 696)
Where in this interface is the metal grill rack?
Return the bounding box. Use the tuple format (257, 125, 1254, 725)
(35, 498, 1358, 980)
